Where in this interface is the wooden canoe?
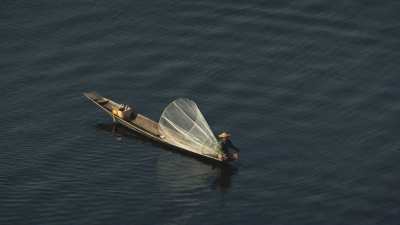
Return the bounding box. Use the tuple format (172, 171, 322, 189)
(84, 92, 237, 163)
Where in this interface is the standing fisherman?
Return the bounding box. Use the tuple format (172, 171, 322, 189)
(217, 132, 239, 160)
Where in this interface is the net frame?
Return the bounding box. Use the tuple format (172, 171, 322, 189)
(159, 98, 220, 156)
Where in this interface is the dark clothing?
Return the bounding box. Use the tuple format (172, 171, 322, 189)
(220, 139, 240, 154)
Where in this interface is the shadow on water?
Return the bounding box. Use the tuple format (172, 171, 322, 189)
(209, 165, 236, 192)
(95, 123, 238, 192)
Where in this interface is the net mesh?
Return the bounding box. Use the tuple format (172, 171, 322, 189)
(159, 98, 220, 156)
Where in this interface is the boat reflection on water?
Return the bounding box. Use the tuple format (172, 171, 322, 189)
(95, 123, 238, 192)
(210, 164, 236, 192)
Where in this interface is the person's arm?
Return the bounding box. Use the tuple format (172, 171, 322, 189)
(227, 140, 240, 152)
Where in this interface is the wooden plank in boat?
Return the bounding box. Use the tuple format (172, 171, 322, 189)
(131, 114, 160, 136)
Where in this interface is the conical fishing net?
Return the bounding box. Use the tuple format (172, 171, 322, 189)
(159, 98, 220, 156)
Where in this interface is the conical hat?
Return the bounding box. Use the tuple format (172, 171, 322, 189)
(218, 132, 231, 138)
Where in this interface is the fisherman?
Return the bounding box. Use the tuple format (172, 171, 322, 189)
(217, 131, 239, 160)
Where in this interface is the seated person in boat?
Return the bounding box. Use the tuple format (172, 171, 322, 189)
(112, 104, 136, 120)
(217, 132, 239, 160)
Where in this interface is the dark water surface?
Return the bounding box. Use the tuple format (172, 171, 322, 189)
(1, 0, 400, 224)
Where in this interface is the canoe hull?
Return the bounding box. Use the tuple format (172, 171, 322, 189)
(83, 92, 235, 164)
